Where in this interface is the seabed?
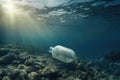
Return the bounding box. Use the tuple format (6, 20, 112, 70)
(0, 42, 120, 80)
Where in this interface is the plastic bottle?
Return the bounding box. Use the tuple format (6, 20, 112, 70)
(49, 45, 76, 63)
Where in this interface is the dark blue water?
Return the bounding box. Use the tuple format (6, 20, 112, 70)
(0, 16, 120, 60)
(0, 0, 120, 60)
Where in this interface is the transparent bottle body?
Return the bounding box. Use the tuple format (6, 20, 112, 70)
(49, 45, 76, 63)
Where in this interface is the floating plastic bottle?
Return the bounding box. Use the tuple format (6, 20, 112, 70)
(49, 45, 76, 63)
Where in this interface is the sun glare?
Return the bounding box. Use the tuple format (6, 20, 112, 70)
(2, 0, 17, 14)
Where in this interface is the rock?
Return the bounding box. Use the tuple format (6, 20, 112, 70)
(12, 60, 20, 64)
(18, 69, 28, 80)
(33, 63, 45, 70)
(39, 66, 58, 76)
(0, 53, 18, 64)
(24, 57, 45, 70)
(17, 64, 32, 73)
(0, 69, 7, 78)
(104, 50, 120, 62)
(6, 68, 20, 78)
(2, 76, 11, 80)
(28, 72, 39, 80)
(24, 57, 36, 66)
(36, 56, 47, 63)
(38, 65, 59, 80)
(0, 42, 120, 80)
(19, 52, 30, 63)
(6, 67, 28, 80)
(0, 49, 9, 57)
(41, 77, 49, 80)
